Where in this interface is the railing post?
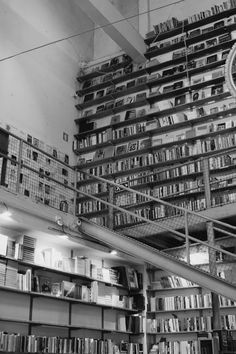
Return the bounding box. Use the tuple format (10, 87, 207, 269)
(202, 157, 221, 353)
(16, 139, 23, 193)
(185, 211, 190, 265)
(107, 179, 114, 230)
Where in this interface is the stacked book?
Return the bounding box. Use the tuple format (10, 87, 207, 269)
(0, 259, 6, 286)
(5, 260, 18, 289)
(22, 235, 36, 263)
(6, 239, 15, 258)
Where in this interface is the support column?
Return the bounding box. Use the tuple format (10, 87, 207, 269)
(202, 158, 220, 353)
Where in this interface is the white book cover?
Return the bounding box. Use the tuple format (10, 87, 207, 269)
(0, 234, 8, 256)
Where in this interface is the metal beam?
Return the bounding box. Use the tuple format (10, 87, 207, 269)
(77, 0, 146, 63)
(79, 217, 236, 301)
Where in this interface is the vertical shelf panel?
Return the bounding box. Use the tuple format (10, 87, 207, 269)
(71, 303, 102, 328)
(32, 297, 69, 325)
(0, 292, 30, 321)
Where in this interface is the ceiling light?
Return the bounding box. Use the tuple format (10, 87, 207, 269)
(110, 250, 117, 255)
(57, 234, 69, 240)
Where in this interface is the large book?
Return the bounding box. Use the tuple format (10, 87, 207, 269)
(0, 234, 8, 256)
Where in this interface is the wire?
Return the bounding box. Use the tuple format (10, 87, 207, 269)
(0, 0, 184, 63)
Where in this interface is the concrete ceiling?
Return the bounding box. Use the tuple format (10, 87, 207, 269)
(76, 0, 146, 63)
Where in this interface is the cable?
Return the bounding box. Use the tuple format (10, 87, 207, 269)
(0, 0, 184, 63)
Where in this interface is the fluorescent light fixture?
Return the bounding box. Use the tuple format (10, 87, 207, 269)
(57, 234, 69, 240)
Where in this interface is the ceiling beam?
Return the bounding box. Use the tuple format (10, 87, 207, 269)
(77, 0, 146, 63)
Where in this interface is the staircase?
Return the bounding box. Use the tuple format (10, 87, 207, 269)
(76, 170, 236, 301)
(0, 128, 236, 300)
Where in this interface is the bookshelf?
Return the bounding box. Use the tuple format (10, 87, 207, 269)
(0, 232, 145, 354)
(146, 266, 236, 354)
(74, 1, 236, 230)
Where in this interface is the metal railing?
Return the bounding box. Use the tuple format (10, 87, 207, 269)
(1, 128, 236, 289)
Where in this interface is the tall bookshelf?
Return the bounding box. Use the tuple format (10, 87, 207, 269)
(0, 232, 145, 354)
(146, 268, 236, 354)
(74, 0, 236, 230)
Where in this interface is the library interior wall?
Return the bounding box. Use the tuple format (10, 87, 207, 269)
(0, 0, 94, 163)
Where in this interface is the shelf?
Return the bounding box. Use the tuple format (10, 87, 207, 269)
(78, 82, 148, 110)
(147, 307, 212, 314)
(0, 254, 128, 290)
(78, 68, 148, 96)
(76, 64, 225, 115)
(147, 330, 209, 335)
(75, 92, 230, 148)
(145, 35, 236, 62)
(145, 23, 235, 58)
(147, 285, 200, 292)
(0, 316, 138, 333)
(76, 143, 236, 182)
(147, 305, 236, 314)
(76, 57, 225, 113)
(75, 99, 148, 121)
(77, 58, 132, 82)
(76, 164, 235, 196)
(144, 6, 236, 45)
(75, 122, 236, 171)
(74, 102, 236, 156)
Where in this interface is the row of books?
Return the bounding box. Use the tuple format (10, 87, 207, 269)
(150, 0, 236, 37)
(0, 264, 142, 310)
(151, 15, 235, 53)
(149, 293, 213, 312)
(0, 259, 32, 291)
(187, 0, 236, 24)
(147, 316, 212, 333)
(76, 98, 236, 153)
(34, 278, 136, 309)
(79, 130, 236, 176)
(78, 116, 236, 157)
(81, 90, 147, 118)
(40, 249, 121, 285)
(76, 96, 236, 157)
(117, 314, 144, 333)
(0, 331, 142, 354)
(76, 86, 230, 157)
(149, 341, 199, 354)
(221, 314, 236, 329)
(153, 49, 229, 81)
(149, 27, 231, 56)
(81, 76, 148, 105)
(80, 76, 226, 122)
(112, 190, 236, 227)
(80, 54, 131, 78)
(115, 190, 150, 207)
(149, 294, 236, 312)
(171, 31, 232, 61)
(154, 276, 196, 289)
(78, 150, 235, 196)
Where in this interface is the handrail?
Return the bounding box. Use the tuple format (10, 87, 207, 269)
(77, 169, 236, 234)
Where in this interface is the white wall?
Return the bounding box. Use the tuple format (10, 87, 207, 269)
(93, 0, 139, 60)
(0, 0, 94, 163)
(139, 0, 231, 37)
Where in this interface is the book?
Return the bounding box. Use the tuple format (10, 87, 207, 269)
(0, 234, 8, 256)
(61, 280, 79, 298)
